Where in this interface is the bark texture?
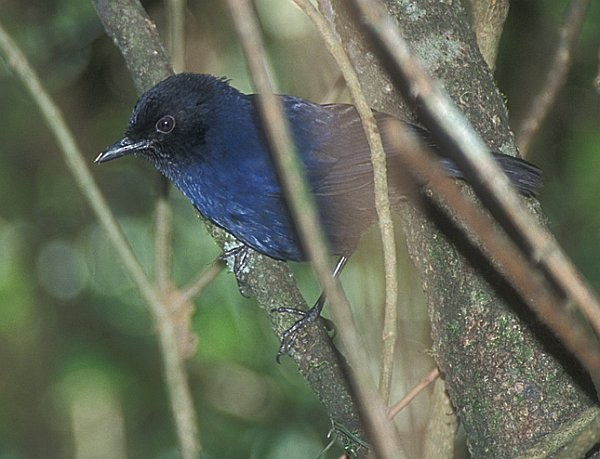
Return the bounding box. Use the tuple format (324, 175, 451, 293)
(330, 0, 599, 456)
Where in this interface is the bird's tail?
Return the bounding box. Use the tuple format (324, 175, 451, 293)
(492, 154, 542, 196)
(439, 153, 542, 197)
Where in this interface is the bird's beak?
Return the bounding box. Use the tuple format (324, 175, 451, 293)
(95, 137, 150, 164)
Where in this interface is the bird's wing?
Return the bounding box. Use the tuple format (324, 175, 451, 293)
(295, 102, 403, 197)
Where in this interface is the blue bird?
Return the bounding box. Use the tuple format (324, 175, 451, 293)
(96, 73, 541, 356)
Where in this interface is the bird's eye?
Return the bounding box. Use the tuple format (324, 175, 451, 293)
(156, 115, 175, 134)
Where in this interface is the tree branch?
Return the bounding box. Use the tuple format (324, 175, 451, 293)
(329, 0, 600, 455)
(468, 0, 509, 71)
(292, 0, 400, 406)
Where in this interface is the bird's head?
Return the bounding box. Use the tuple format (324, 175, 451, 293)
(95, 73, 238, 174)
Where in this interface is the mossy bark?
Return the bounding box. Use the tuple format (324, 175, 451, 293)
(330, 0, 599, 456)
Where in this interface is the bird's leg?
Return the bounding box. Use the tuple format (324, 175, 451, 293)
(220, 243, 252, 278)
(220, 243, 253, 297)
(273, 255, 349, 362)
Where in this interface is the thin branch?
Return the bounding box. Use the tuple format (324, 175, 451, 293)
(388, 367, 439, 420)
(318, 73, 347, 103)
(154, 0, 187, 301)
(175, 260, 224, 310)
(226, 0, 337, 323)
(517, 0, 591, 156)
(166, 0, 186, 73)
(224, 0, 371, 452)
(382, 114, 600, 451)
(349, 0, 600, 385)
(155, 192, 173, 296)
(383, 113, 600, 447)
(0, 16, 201, 459)
(595, 48, 600, 93)
(422, 377, 456, 459)
(468, 0, 509, 71)
(293, 0, 399, 406)
(224, 1, 404, 457)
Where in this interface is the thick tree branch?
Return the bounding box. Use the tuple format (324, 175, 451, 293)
(468, 0, 509, 71)
(329, 0, 600, 456)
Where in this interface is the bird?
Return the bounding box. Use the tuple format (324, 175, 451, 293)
(96, 72, 542, 356)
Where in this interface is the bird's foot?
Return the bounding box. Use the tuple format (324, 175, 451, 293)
(220, 243, 251, 277)
(220, 244, 253, 297)
(271, 306, 335, 363)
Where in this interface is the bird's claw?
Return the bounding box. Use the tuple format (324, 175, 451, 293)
(220, 244, 251, 277)
(272, 305, 332, 363)
(221, 244, 256, 298)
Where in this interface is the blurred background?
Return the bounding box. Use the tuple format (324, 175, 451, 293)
(0, 0, 598, 458)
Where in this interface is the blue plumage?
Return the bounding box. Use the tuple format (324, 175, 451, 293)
(96, 73, 542, 262)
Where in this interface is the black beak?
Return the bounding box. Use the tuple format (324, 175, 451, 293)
(95, 137, 150, 163)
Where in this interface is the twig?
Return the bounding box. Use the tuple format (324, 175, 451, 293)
(155, 192, 173, 296)
(224, 1, 404, 457)
(595, 48, 600, 93)
(175, 260, 224, 310)
(349, 0, 600, 384)
(225, 0, 343, 325)
(517, 0, 591, 156)
(154, 0, 187, 298)
(166, 0, 186, 73)
(422, 377, 456, 458)
(388, 367, 440, 420)
(293, 0, 399, 406)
